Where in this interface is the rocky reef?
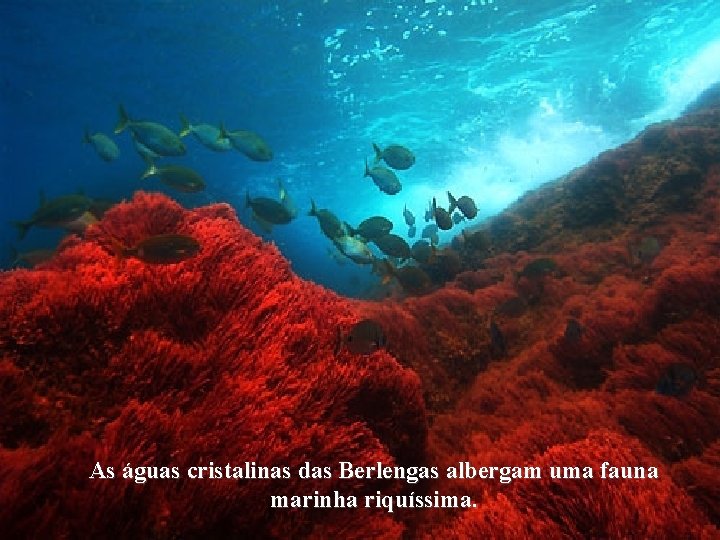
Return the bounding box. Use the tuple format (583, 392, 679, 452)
(362, 84, 720, 535)
(2, 85, 720, 536)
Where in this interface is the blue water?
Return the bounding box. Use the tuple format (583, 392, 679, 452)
(2, 1, 720, 297)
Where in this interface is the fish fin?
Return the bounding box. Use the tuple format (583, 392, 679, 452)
(333, 326, 344, 355)
(140, 162, 158, 180)
(447, 191, 457, 214)
(381, 258, 396, 279)
(251, 212, 273, 234)
(218, 123, 229, 141)
(115, 104, 130, 134)
(344, 222, 357, 237)
(372, 143, 383, 163)
(308, 198, 317, 216)
(432, 197, 438, 217)
(8, 245, 19, 267)
(108, 235, 129, 262)
(178, 114, 191, 137)
(11, 221, 30, 241)
(139, 151, 155, 169)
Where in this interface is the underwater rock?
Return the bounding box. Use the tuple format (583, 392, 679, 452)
(0, 191, 426, 538)
(457, 83, 720, 266)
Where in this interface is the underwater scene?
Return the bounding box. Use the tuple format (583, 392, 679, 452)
(1, 0, 720, 537)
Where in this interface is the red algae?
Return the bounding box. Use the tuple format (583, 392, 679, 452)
(0, 191, 425, 539)
(4, 90, 720, 537)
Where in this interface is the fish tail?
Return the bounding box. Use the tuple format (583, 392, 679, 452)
(344, 222, 357, 237)
(364, 158, 371, 177)
(375, 258, 395, 284)
(308, 198, 317, 216)
(8, 245, 19, 267)
(11, 221, 31, 241)
(218, 122, 229, 142)
(372, 143, 383, 163)
(333, 326, 344, 356)
(108, 235, 128, 262)
(447, 191, 457, 214)
(140, 162, 158, 180)
(115, 104, 130, 134)
(178, 114, 191, 137)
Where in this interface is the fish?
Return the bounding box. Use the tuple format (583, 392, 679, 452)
(333, 235, 375, 265)
(495, 296, 527, 318)
(338, 319, 387, 355)
(447, 191, 478, 219)
(410, 240, 436, 264)
(131, 132, 161, 162)
(381, 262, 433, 294)
(83, 129, 119, 162)
(220, 124, 273, 161)
(114, 104, 186, 157)
(251, 212, 274, 234)
(429, 232, 439, 246)
(372, 234, 412, 260)
(62, 211, 98, 234)
(12, 192, 94, 240)
(489, 320, 507, 359)
(112, 234, 200, 264)
(517, 258, 558, 280)
(309, 199, 347, 240)
(628, 236, 662, 266)
(179, 114, 231, 152)
(421, 224, 438, 239)
(246, 192, 293, 226)
(656, 362, 700, 397)
(348, 216, 393, 240)
(327, 246, 348, 266)
(450, 233, 465, 251)
(452, 211, 465, 225)
(142, 163, 206, 193)
(372, 143, 415, 170)
(403, 205, 416, 227)
(432, 198, 453, 231)
(407, 225, 416, 238)
(430, 248, 462, 279)
(277, 178, 298, 219)
(462, 230, 491, 252)
(88, 198, 117, 220)
(424, 200, 434, 222)
(10, 247, 55, 268)
(364, 159, 402, 195)
(563, 318, 584, 342)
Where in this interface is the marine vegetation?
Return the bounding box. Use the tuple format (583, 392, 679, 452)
(3, 63, 720, 540)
